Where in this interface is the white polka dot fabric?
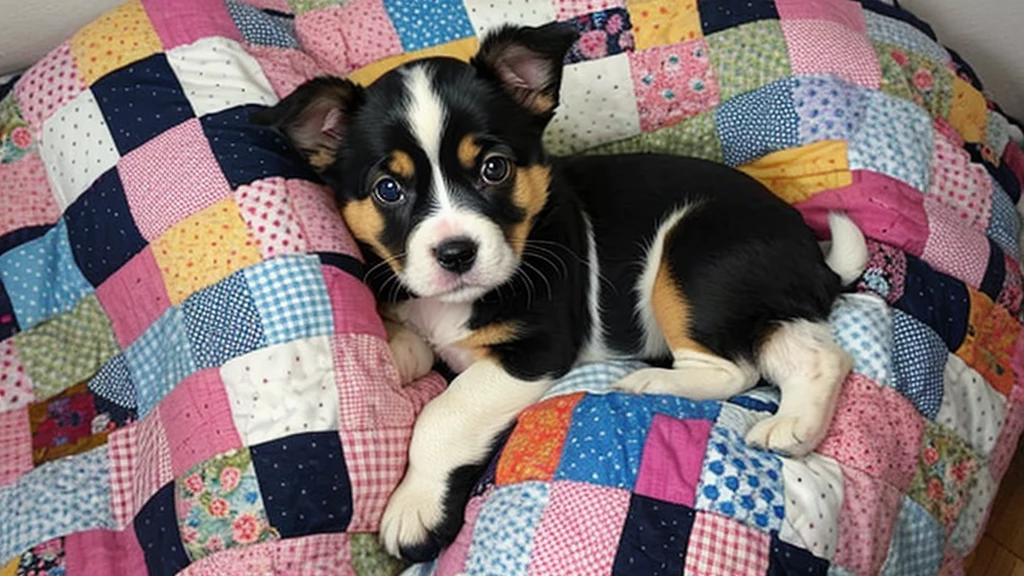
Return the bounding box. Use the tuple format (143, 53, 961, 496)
(463, 0, 557, 36)
(950, 465, 995, 555)
(166, 37, 277, 119)
(936, 354, 1006, 457)
(778, 454, 845, 561)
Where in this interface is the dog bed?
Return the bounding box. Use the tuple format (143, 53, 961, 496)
(0, 0, 1021, 575)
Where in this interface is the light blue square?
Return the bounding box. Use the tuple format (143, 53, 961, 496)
(880, 497, 944, 576)
(464, 482, 550, 576)
(242, 254, 334, 346)
(847, 90, 934, 192)
(542, 360, 650, 400)
(864, 11, 950, 68)
(987, 177, 1020, 259)
(383, 0, 476, 52)
(792, 74, 871, 145)
(830, 294, 894, 386)
(715, 78, 801, 167)
(695, 425, 785, 532)
(125, 306, 198, 418)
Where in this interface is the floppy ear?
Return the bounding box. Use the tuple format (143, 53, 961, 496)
(251, 76, 364, 172)
(472, 22, 578, 117)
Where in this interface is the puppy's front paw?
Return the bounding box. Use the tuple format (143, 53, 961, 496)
(745, 414, 826, 458)
(379, 474, 455, 561)
(388, 328, 434, 385)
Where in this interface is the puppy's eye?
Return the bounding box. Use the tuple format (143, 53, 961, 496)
(480, 155, 511, 185)
(372, 176, 405, 204)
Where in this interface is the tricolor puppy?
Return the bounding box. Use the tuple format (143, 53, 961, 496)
(253, 22, 868, 560)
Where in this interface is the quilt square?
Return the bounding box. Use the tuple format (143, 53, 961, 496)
(987, 184, 1020, 262)
(118, 117, 233, 242)
(64, 169, 147, 287)
(0, 339, 34, 411)
(242, 255, 334, 345)
(464, 0, 557, 37)
(684, 511, 771, 576)
(0, 155, 61, 238)
(564, 8, 635, 64)
(463, 482, 550, 575)
(555, 0, 624, 20)
(332, 333, 420, 432)
(897, 253, 970, 352)
(738, 140, 852, 204)
(177, 448, 279, 561)
(705, 20, 792, 103)
(628, 0, 702, 50)
(778, 454, 844, 561)
(629, 40, 719, 132)
(833, 466, 902, 575)
(134, 482, 191, 576)
(10, 537, 68, 575)
(95, 246, 171, 347)
(13, 42, 87, 131)
(322, 264, 385, 339)
(715, 78, 800, 167)
(294, 7, 354, 75)
(927, 127, 992, 232)
(792, 74, 870, 144)
(847, 90, 934, 192)
(873, 41, 917, 104)
(201, 105, 315, 190)
(336, 0, 404, 71)
(160, 369, 244, 477)
(220, 335, 339, 446)
(235, 177, 309, 259)
(863, 11, 949, 68)
(529, 481, 631, 575)
(582, 109, 724, 162)
(950, 466, 995, 555)
(890, 309, 947, 418)
(893, 49, 954, 119)
(181, 272, 267, 370)
(166, 38, 277, 119)
(13, 295, 120, 401)
(880, 497, 944, 576)
(64, 529, 148, 576)
(28, 382, 108, 466)
(543, 55, 641, 155)
(781, 19, 881, 89)
(958, 288, 1019, 397)
(774, 0, 866, 31)
(69, 0, 164, 85)
(226, 1, 299, 49)
(611, 494, 695, 576)
(140, 0, 242, 51)
(769, 536, 829, 575)
(0, 220, 94, 330)
(908, 421, 979, 529)
(937, 354, 1006, 457)
(830, 293, 893, 386)
(1, 92, 35, 165)
(286, 179, 361, 257)
(124, 306, 198, 418)
(694, 425, 785, 532)
(697, 0, 779, 35)
(249, 431, 354, 537)
(0, 407, 32, 486)
(91, 54, 195, 155)
(948, 76, 988, 145)
(151, 198, 261, 306)
(383, 0, 475, 52)
(88, 354, 138, 427)
(108, 412, 174, 528)
(339, 427, 412, 532)
(37, 90, 121, 210)
(496, 393, 584, 486)
(633, 413, 711, 507)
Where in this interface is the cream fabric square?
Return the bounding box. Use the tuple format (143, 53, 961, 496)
(166, 37, 277, 118)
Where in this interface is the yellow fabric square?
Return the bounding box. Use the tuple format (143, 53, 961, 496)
(347, 36, 479, 86)
(947, 76, 988, 144)
(738, 140, 853, 205)
(152, 199, 260, 305)
(0, 556, 18, 576)
(628, 0, 702, 50)
(70, 0, 163, 85)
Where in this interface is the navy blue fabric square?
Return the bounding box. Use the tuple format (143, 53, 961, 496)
(64, 169, 147, 287)
(202, 105, 315, 189)
(134, 483, 190, 576)
(226, 1, 298, 48)
(980, 239, 1006, 303)
(181, 271, 267, 370)
(92, 54, 195, 155)
(88, 353, 138, 411)
(891, 310, 946, 419)
(0, 280, 17, 340)
(856, 0, 936, 39)
(612, 495, 695, 576)
(250, 431, 353, 538)
(697, 0, 779, 35)
(716, 78, 800, 166)
(0, 225, 50, 258)
(896, 254, 969, 351)
(768, 536, 829, 575)
(0, 74, 18, 100)
(992, 155, 1021, 204)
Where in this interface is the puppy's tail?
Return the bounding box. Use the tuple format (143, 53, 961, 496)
(824, 212, 868, 287)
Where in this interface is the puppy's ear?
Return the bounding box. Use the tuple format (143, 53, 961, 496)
(251, 76, 364, 172)
(472, 23, 578, 117)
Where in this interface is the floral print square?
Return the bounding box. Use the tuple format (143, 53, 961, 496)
(564, 8, 635, 64)
(1, 94, 34, 165)
(886, 46, 953, 120)
(908, 422, 979, 529)
(177, 448, 279, 561)
(15, 537, 66, 576)
(629, 40, 720, 131)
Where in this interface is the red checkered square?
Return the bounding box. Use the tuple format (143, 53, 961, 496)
(782, 19, 881, 89)
(331, 333, 411, 430)
(0, 155, 61, 238)
(339, 427, 411, 531)
(108, 423, 137, 528)
(684, 511, 771, 575)
(108, 412, 174, 528)
(0, 408, 32, 486)
(529, 481, 632, 574)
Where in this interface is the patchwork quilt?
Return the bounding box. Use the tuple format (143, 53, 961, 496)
(0, 0, 1022, 575)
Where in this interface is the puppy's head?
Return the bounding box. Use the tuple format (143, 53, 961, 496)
(254, 23, 577, 303)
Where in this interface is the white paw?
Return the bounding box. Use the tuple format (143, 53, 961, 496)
(389, 329, 434, 386)
(379, 473, 446, 559)
(745, 414, 827, 458)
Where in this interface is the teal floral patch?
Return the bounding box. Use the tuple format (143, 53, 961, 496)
(1, 95, 34, 164)
(177, 448, 279, 561)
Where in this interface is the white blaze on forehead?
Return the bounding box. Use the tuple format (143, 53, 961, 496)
(402, 64, 454, 213)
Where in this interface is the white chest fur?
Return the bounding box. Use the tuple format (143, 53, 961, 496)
(391, 298, 477, 373)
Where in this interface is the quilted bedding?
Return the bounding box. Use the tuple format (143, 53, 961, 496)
(1, 0, 1023, 574)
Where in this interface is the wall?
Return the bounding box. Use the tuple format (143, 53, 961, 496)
(0, 0, 122, 75)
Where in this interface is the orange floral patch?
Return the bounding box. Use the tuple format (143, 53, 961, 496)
(495, 392, 584, 486)
(957, 288, 1020, 397)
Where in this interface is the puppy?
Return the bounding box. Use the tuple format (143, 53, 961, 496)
(253, 22, 867, 560)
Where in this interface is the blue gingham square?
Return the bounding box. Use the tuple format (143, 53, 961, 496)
(879, 497, 944, 576)
(242, 254, 334, 345)
(543, 360, 650, 400)
(182, 271, 267, 370)
(830, 293, 894, 386)
(125, 306, 198, 418)
(890, 309, 946, 419)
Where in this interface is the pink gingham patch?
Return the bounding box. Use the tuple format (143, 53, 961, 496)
(339, 427, 412, 532)
(0, 407, 32, 486)
(684, 511, 771, 576)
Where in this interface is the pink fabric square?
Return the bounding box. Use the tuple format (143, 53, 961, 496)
(340, 427, 411, 532)
(96, 246, 172, 348)
(818, 374, 925, 491)
(991, 381, 1024, 481)
(834, 466, 902, 576)
(244, 45, 323, 98)
(796, 171, 929, 257)
(288, 179, 361, 259)
(435, 496, 485, 576)
(781, 19, 881, 89)
(927, 128, 993, 232)
(0, 339, 35, 412)
(634, 414, 710, 506)
(140, 0, 241, 50)
(235, 177, 310, 259)
(555, 0, 625, 20)
(684, 512, 771, 576)
(528, 481, 631, 575)
(118, 118, 233, 241)
(922, 197, 989, 289)
(337, 0, 404, 72)
(179, 533, 353, 576)
(629, 40, 720, 132)
(159, 368, 243, 477)
(323, 266, 386, 339)
(0, 154, 62, 238)
(0, 408, 32, 486)
(64, 528, 148, 576)
(108, 413, 174, 527)
(295, 7, 352, 76)
(14, 42, 88, 130)
(774, 0, 867, 32)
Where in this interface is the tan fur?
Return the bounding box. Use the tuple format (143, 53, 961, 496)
(456, 321, 521, 361)
(651, 262, 711, 355)
(508, 165, 551, 256)
(341, 197, 400, 272)
(388, 150, 416, 180)
(309, 148, 336, 171)
(457, 134, 481, 170)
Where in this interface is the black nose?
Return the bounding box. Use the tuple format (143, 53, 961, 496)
(433, 238, 478, 274)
